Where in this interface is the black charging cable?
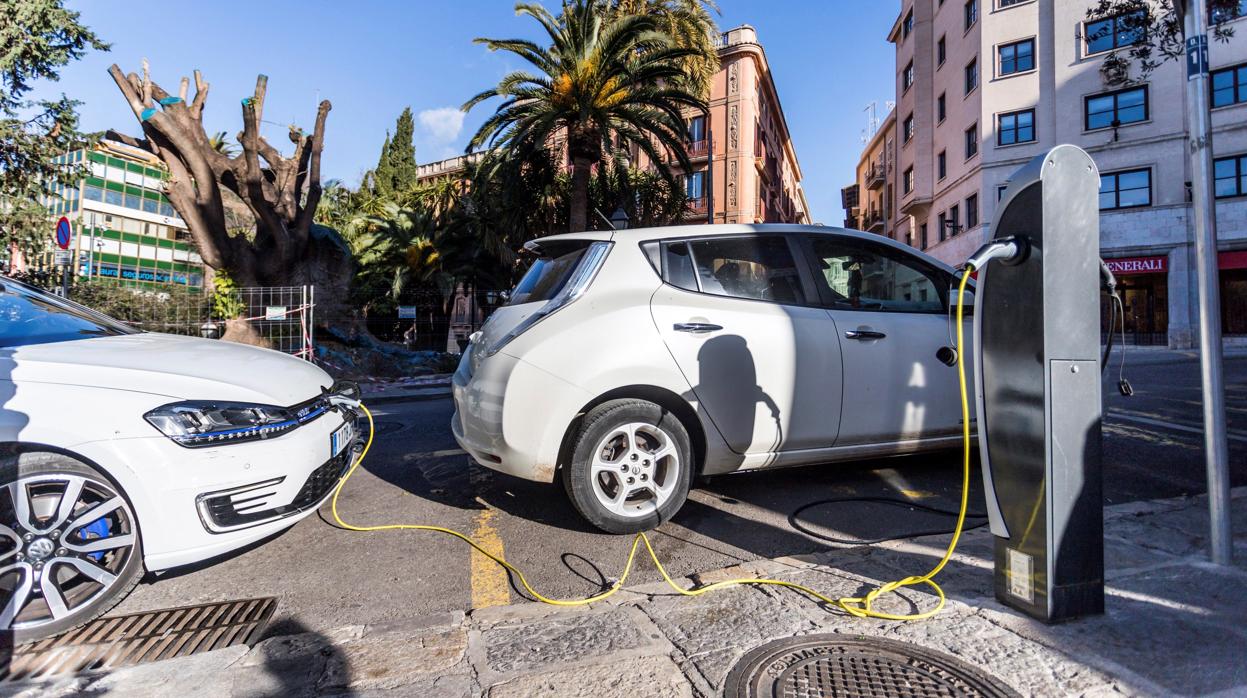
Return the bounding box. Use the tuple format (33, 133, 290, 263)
(1099, 260, 1133, 396)
(789, 497, 989, 546)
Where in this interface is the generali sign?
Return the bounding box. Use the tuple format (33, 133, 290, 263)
(1105, 256, 1167, 275)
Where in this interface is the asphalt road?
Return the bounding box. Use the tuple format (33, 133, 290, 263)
(113, 351, 1247, 637)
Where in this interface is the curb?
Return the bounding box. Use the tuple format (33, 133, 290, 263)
(361, 388, 452, 404)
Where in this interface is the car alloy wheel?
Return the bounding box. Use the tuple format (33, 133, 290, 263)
(0, 473, 138, 633)
(589, 422, 681, 518)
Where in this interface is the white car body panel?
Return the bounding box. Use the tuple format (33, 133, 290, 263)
(452, 224, 974, 484)
(1, 331, 348, 572)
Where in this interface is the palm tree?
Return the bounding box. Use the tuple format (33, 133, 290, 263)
(349, 203, 443, 308)
(206, 131, 238, 156)
(464, 0, 706, 232)
(600, 0, 720, 99)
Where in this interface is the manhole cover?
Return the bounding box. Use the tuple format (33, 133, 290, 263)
(724, 635, 1019, 698)
(3, 597, 277, 682)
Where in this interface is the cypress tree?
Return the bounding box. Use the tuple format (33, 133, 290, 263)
(373, 131, 393, 197)
(387, 107, 418, 194)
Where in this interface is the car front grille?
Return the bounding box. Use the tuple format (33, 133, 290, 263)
(197, 448, 353, 533)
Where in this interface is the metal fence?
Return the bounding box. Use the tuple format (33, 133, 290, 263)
(364, 287, 508, 353)
(69, 283, 213, 338)
(230, 286, 316, 359)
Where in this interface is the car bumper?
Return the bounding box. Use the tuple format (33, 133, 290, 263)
(74, 409, 357, 572)
(451, 347, 589, 483)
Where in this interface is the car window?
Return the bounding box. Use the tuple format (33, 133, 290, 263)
(662, 242, 699, 291)
(687, 236, 806, 305)
(509, 243, 589, 305)
(0, 278, 138, 348)
(807, 236, 945, 313)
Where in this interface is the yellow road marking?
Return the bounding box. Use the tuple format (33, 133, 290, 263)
(469, 465, 510, 609)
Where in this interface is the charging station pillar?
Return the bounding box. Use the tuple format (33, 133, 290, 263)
(974, 145, 1105, 622)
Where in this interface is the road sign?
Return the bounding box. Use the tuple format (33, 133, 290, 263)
(54, 250, 72, 266)
(398, 305, 418, 319)
(55, 217, 71, 250)
(1186, 35, 1208, 80)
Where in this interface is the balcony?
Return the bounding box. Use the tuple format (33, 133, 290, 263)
(862, 209, 885, 233)
(685, 197, 708, 217)
(686, 140, 708, 160)
(865, 157, 886, 190)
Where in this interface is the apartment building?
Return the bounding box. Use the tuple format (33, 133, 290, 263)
(10, 138, 205, 288)
(842, 109, 897, 239)
(420, 25, 811, 226)
(846, 0, 1247, 348)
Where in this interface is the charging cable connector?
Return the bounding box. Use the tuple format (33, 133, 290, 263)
(963, 235, 1028, 272)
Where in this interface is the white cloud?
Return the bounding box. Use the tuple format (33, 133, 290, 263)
(418, 107, 466, 145)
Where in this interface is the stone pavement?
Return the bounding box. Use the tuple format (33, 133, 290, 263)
(10, 488, 1246, 697)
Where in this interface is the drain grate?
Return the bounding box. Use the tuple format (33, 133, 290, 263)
(724, 635, 1020, 698)
(4, 597, 277, 682)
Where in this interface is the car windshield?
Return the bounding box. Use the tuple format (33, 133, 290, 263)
(508, 242, 590, 306)
(0, 277, 138, 348)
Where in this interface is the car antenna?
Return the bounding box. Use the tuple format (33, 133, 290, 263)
(594, 208, 616, 231)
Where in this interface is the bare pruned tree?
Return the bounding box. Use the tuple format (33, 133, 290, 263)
(106, 62, 351, 307)
(1086, 0, 1239, 86)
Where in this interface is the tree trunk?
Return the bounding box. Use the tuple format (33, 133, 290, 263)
(569, 156, 593, 232)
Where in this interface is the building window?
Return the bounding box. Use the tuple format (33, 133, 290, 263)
(684, 170, 706, 201)
(966, 193, 979, 228)
(688, 115, 706, 142)
(965, 122, 979, 159)
(999, 38, 1035, 75)
(964, 0, 978, 30)
(937, 36, 946, 66)
(1085, 11, 1145, 55)
(999, 0, 1028, 7)
(1214, 155, 1247, 198)
(918, 223, 927, 249)
(903, 166, 914, 194)
(1099, 168, 1151, 209)
(937, 151, 947, 180)
(937, 211, 948, 242)
(937, 93, 947, 122)
(1211, 0, 1247, 23)
(997, 108, 1036, 145)
(1085, 85, 1148, 130)
(903, 113, 915, 142)
(949, 204, 960, 235)
(1211, 63, 1247, 108)
(903, 61, 915, 91)
(903, 8, 914, 38)
(965, 58, 978, 94)
(997, 184, 1009, 200)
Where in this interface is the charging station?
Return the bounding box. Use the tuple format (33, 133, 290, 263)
(971, 145, 1105, 623)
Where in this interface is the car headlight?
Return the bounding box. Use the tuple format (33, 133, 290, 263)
(144, 400, 318, 447)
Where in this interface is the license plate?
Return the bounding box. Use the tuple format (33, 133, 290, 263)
(331, 420, 355, 459)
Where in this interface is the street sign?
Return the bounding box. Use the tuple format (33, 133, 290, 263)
(54, 217, 71, 250)
(264, 306, 288, 321)
(397, 305, 418, 319)
(1186, 35, 1208, 80)
(54, 250, 72, 266)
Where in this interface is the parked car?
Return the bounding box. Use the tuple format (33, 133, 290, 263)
(453, 224, 974, 533)
(0, 277, 358, 641)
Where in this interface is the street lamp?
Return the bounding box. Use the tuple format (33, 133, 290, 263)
(610, 206, 630, 230)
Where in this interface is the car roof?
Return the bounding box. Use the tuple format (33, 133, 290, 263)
(529, 224, 959, 273)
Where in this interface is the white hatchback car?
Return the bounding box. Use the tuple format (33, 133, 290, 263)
(0, 278, 358, 641)
(453, 224, 973, 533)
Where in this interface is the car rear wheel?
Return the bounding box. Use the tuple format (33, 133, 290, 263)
(0, 452, 143, 643)
(563, 400, 692, 534)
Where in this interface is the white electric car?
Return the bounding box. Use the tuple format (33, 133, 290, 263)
(453, 224, 974, 533)
(0, 278, 357, 641)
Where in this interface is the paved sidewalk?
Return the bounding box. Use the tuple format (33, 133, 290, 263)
(359, 374, 453, 403)
(11, 488, 1246, 697)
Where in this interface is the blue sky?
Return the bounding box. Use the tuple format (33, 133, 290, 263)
(44, 1, 897, 222)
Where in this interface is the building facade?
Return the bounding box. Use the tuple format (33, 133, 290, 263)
(12, 138, 205, 288)
(847, 0, 1247, 347)
(417, 25, 811, 227)
(843, 109, 897, 239)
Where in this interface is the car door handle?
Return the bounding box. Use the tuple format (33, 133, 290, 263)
(674, 322, 723, 333)
(844, 329, 887, 340)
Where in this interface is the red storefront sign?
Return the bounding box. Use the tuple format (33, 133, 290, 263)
(1105, 256, 1167, 275)
(1219, 250, 1247, 270)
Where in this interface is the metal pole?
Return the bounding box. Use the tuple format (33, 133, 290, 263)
(1181, 1, 1232, 564)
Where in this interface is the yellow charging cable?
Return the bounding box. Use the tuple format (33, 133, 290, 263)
(330, 270, 976, 618)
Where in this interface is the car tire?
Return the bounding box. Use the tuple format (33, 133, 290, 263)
(562, 399, 693, 534)
(1, 451, 144, 643)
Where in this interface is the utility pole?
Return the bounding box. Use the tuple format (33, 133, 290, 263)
(1178, 0, 1232, 565)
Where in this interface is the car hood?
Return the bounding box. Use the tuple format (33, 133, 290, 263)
(3, 333, 332, 405)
